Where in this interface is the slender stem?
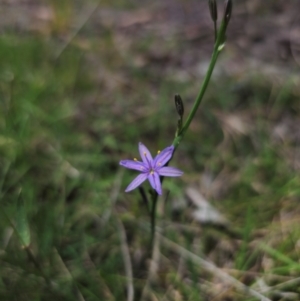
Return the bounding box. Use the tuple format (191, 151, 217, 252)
(173, 20, 227, 148)
(150, 192, 158, 249)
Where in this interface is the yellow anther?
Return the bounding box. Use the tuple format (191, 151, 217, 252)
(157, 150, 161, 154)
(150, 170, 154, 174)
(134, 158, 137, 161)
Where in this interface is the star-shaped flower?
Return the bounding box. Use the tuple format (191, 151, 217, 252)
(120, 142, 183, 195)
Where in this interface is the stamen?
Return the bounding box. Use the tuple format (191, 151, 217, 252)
(157, 150, 160, 154)
(150, 170, 154, 174)
(134, 158, 137, 161)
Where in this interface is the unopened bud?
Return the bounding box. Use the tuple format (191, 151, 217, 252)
(223, 0, 232, 28)
(174, 94, 184, 118)
(208, 0, 218, 22)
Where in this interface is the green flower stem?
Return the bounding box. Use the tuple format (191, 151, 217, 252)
(150, 192, 158, 249)
(173, 20, 227, 149)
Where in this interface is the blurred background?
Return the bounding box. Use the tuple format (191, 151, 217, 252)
(1, 0, 300, 300)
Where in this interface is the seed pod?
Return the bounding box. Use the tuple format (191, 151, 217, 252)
(223, 0, 232, 28)
(174, 94, 184, 118)
(208, 0, 218, 22)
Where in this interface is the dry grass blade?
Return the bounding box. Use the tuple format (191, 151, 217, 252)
(161, 255, 184, 301)
(111, 169, 133, 300)
(159, 235, 272, 301)
(265, 277, 300, 292)
(102, 169, 124, 225)
(54, 2, 100, 59)
(52, 248, 87, 301)
(82, 251, 116, 300)
(116, 218, 134, 301)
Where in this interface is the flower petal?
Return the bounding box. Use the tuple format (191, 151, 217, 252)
(153, 145, 174, 168)
(158, 166, 183, 177)
(147, 172, 162, 195)
(119, 159, 147, 172)
(138, 142, 153, 166)
(125, 173, 148, 192)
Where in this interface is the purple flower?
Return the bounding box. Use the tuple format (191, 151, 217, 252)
(120, 142, 183, 195)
